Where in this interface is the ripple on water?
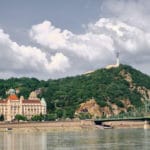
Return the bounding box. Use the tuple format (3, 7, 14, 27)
(0, 128, 150, 150)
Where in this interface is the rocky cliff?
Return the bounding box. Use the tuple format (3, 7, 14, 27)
(75, 98, 134, 119)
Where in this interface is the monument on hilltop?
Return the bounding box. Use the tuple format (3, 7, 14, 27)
(106, 51, 120, 69)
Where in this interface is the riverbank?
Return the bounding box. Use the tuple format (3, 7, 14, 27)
(0, 120, 149, 132)
(0, 120, 95, 132)
(102, 120, 150, 129)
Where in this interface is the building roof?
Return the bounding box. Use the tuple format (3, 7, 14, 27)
(23, 100, 41, 104)
(0, 100, 7, 103)
(7, 94, 19, 100)
(0, 94, 42, 104)
(0, 99, 41, 104)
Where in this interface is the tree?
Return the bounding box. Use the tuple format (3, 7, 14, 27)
(55, 109, 63, 118)
(78, 112, 92, 120)
(0, 114, 4, 121)
(15, 114, 27, 121)
(65, 108, 74, 119)
(45, 114, 56, 121)
(31, 114, 44, 121)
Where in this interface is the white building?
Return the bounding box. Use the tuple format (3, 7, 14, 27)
(0, 89, 47, 121)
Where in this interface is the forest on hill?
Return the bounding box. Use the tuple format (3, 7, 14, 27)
(0, 64, 150, 119)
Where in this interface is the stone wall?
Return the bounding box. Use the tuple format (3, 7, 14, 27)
(0, 120, 95, 132)
(102, 120, 146, 128)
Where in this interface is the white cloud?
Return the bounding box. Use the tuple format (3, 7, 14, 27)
(91, 18, 150, 53)
(30, 20, 114, 61)
(30, 21, 72, 49)
(30, 15, 150, 76)
(46, 52, 70, 73)
(30, 18, 150, 63)
(100, 0, 150, 31)
(0, 29, 70, 78)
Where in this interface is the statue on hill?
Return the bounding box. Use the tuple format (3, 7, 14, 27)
(106, 51, 120, 69)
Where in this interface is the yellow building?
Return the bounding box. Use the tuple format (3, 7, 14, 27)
(0, 89, 46, 121)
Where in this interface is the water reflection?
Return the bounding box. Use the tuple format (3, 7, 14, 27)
(0, 132, 47, 150)
(0, 129, 150, 150)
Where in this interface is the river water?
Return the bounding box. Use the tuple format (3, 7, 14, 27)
(0, 128, 150, 150)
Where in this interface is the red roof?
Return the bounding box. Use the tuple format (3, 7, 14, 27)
(23, 100, 41, 104)
(0, 100, 7, 103)
(7, 94, 18, 100)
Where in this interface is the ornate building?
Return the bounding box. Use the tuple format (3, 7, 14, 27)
(0, 89, 47, 121)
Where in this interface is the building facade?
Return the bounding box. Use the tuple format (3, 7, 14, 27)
(0, 89, 47, 121)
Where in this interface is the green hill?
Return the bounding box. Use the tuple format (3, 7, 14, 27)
(0, 64, 150, 119)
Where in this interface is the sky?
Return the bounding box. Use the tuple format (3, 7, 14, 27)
(0, 0, 150, 79)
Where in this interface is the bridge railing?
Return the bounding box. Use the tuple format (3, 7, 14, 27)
(97, 105, 150, 121)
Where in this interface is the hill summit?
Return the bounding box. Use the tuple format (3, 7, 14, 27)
(74, 64, 150, 118)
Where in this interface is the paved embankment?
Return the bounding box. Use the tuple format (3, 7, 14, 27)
(0, 120, 149, 132)
(102, 120, 149, 128)
(0, 120, 95, 132)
